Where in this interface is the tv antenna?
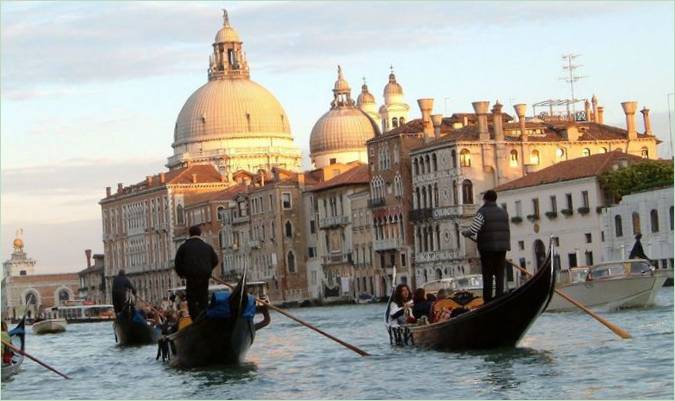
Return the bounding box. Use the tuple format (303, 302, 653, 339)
(560, 54, 587, 115)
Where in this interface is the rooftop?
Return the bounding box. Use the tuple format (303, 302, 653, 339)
(310, 163, 370, 192)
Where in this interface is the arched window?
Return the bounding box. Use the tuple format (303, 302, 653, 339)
(287, 251, 296, 273)
(432, 154, 438, 171)
(451, 150, 457, 168)
(615, 215, 623, 237)
(600, 147, 608, 153)
(415, 187, 420, 209)
(433, 184, 439, 207)
(650, 209, 659, 232)
(530, 149, 540, 165)
(392, 117, 398, 128)
(462, 179, 473, 204)
(435, 269, 442, 280)
(413, 158, 419, 176)
(58, 289, 70, 304)
(285, 221, 293, 238)
(176, 204, 184, 225)
(641, 147, 649, 158)
(425, 155, 431, 174)
(582, 148, 591, 157)
(632, 212, 641, 235)
(421, 187, 428, 209)
(556, 147, 566, 161)
(452, 180, 458, 206)
(217, 206, 225, 221)
(510, 150, 518, 167)
(460, 149, 471, 167)
(399, 117, 405, 125)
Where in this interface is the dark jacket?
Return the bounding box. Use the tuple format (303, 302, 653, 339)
(629, 239, 649, 260)
(174, 237, 219, 280)
(412, 301, 431, 319)
(476, 201, 511, 252)
(112, 274, 135, 296)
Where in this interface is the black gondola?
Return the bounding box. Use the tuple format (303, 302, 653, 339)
(113, 303, 160, 346)
(167, 271, 258, 368)
(1, 317, 26, 380)
(386, 247, 555, 350)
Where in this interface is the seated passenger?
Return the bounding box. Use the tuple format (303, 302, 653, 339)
(389, 284, 413, 325)
(412, 288, 432, 320)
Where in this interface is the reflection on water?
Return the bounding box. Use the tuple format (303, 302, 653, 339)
(1, 288, 672, 399)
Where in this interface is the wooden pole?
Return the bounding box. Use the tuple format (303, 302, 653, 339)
(210, 276, 370, 356)
(1, 339, 71, 380)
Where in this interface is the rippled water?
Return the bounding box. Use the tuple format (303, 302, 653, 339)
(2, 288, 673, 399)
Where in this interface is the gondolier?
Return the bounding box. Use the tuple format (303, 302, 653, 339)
(174, 225, 219, 321)
(462, 190, 510, 303)
(112, 270, 136, 314)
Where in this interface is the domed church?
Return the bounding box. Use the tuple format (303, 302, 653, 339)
(309, 66, 381, 169)
(168, 10, 302, 179)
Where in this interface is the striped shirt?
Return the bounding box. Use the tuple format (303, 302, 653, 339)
(466, 212, 485, 239)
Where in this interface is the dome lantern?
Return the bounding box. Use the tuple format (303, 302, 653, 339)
(208, 9, 249, 81)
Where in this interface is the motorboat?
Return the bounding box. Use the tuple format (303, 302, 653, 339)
(32, 318, 67, 335)
(547, 259, 668, 312)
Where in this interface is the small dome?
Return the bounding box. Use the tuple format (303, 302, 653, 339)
(357, 83, 375, 106)
(215, 26, 241, 43)
(383, 72, 403, 96)
(334, 66, 350, 92)
(13, 238, 23, 250)
(310, 108, 380, 155)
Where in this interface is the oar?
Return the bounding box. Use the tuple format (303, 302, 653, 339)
(506, 259, 631, 339)
(210, 276, 371, 357)
(1, 339, 71, 380)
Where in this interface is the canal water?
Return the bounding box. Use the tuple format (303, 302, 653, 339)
(2, 288, 672, 399)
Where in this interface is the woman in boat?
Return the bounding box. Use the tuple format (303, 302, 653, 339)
(389, 284, 413, 325)
(1, 321, 12, 364)
(412, 288, 432, 321)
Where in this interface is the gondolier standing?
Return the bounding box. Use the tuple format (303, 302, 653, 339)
(174, 225, 219, 321)
(112, 270, 136, 314)
(462, 190, 510, 303)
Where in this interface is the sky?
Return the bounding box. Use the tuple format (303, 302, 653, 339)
(1, 1, 674, 273)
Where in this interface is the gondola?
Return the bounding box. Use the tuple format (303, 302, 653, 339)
(386, 246, 556, 351)
(2, 317, 26, 380)
(113, 302, 160, 346)
(167, 271, 257, 368)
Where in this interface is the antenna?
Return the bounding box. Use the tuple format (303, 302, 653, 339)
(559, 54, 588, 115)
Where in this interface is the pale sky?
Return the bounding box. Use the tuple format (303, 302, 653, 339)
(1, 1, 674, 273)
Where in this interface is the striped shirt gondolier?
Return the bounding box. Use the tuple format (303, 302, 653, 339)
(465, 213, 485, 240)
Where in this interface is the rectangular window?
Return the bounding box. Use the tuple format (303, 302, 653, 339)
(310, 220, 316, 234)
(390, 254, 396, 267)
(661, 259, 668, 269)
(582, 191, 589, 208)
(308, 247, 316, 258)
(518, 241, 525, 250)
(515, 200, 523, 217)
(401, 253, 406, 267)
(585, 251, 594, 266)
(568, 253, 577, 268)
(552, 236, 560, 247)
(601, 231, 605, 242)
(532, 198, 540, 218)
(550, 196, 557, 213)
(566, 193, 573, 210)
(282, 193, 292, 209)
(585, 233, 592, 243)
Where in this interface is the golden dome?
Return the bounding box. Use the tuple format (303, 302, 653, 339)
(13, 238, 23, 250)
(383, 71, 403, 96)
(357, 82, 376, 106)
(334, 66, 350, 92)
(173, 79, 292, 147)
(310, 108, 380, 155)
(214, 9, 241, 43)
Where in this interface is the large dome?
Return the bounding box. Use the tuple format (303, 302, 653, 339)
(173, 79, 292, 146)
(310, 108, 379, 154)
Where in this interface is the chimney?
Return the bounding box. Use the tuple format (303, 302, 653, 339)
(492, 101, 504, 142)
(597, 106, 605, 124)
(117, 183, 123, 194)
(105, 186, 111, 197)
(85, 249, 92, 268)
(191, 173, 198, 183)
(565, 125, 580, 142)
(584, 99, 591, 122)
(431, 114, 443, 139)
(591, 94, 598, 122)
(146, 176, 153, 186)
(641, 107, 652, 135)
(472, 101, 490, 142)
(513, 104, 528, 142)
(159, 172, 166, 184)
(621, 101, 638, 139)
(417, 98, 434, 140)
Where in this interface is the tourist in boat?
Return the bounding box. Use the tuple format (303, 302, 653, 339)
(174, 225, 219, 321)
(112, 269, 137, 314)
(1, 321, 12, 364)
(462, 190, 510, 303)
(411, 288, 432, 320)
(629, 233, 650, 261)
(389, 284, 413, 325)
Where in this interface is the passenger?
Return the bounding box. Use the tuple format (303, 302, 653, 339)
(412, 288, 432, 320)
(1, 321, 12, 364)
(389, 284, 413, 325)
(430, 289, 451, 323)
(436, 288, 449, 300)
(426, 293, 437, 303)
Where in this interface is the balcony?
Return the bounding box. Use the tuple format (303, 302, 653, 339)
(373, 238, 402, 252)
(248, 239, 261, 249)
(368, 198, 385, 208)
(414, 249, 463, 263)
(319, 215, 351, 229)
(322, 252, 353, 265)
(409, 208, 432, 222)
(431, 204, 478, 219)
(232, 215, 250, 224)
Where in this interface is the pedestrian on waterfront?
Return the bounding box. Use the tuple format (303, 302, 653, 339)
(629, 233, 650, 261)
(389, 284, 413, 325)
(411, 288, 431, 320)
(174, 225, 219, 321)
(112, 269, 136, 314)
(462, 189, 510, 303)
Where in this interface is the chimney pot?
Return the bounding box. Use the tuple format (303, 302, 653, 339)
(431, 114, 443, 139)
(472, 101, 490, 141)
(621, 101, 638, 139)
(117, 183, 123, 193)
(596, 106, 605, 124)
(417, 98, 435, 139)
(591, 94, 598, 122)
(159, 172, 166, 184)
(192, 173, 198, 183)
(492, 101, 504, 142)
(106, 186, 111, 197)
(85, 249, 92, 268)
(584, 99, 591, 122)
(146, 176, 153, 186)
(640, 107, 652, 135)
(513, 104, 528, 142)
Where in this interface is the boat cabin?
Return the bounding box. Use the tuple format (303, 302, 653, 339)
(167, 281, 269, 300)
(422, 275, 484, 297)
(48, 304, 115, 323)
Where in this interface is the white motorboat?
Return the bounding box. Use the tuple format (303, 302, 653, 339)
(32, 318, 67, 335)
(547, 259, 668, 312)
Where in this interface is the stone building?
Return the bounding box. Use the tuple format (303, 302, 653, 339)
(349, 184, 384, 298)
(78, 250, 106, 304)
(405, 97, 660, 286)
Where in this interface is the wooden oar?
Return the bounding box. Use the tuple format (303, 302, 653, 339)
(1, 339, 71, 380)
(210, 276, 371, 357)
(506, 260, 632, 339)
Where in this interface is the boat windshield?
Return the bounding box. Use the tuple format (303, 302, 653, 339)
(590, 263, 625, 279)
(453, 276, 483, 290)
(627, 260, 653, 275)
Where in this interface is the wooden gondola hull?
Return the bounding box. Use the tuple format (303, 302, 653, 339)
(113, 316, 159, 346)
(169, 316, 254, 368)
(391, 257, 555, 351)
(1, 318, 26, 380)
